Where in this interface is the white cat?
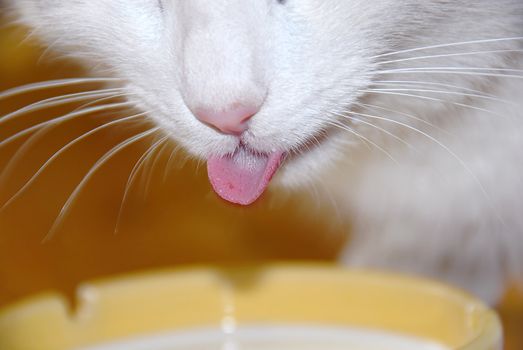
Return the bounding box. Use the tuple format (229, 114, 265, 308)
(4, 0, 523, 303)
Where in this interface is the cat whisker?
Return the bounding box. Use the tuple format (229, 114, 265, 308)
(0, 122, 58, 185)
(371, 37, 523, 59)
(0, 88, 126, 125)
(143, 139, 172, 198)
(353, 102, 450, 136)
(309, 132, 325, 151)
(331, 110, 415, 150)
(43, 127, 163, 242)
(325, 120, 398, 164)
(162, 143, 182, 183)
(382, 66, 523, 73)
(36, 37, 65, 66)
(0, 104, 142, 184)
(114, 135, 170, 234)
(376, 49, 523, 66)
(293, 136, 315, 157)
(0, 102, 131, 147)
(0, 111, 148, 210)
(296, 119, 328, 155)
(375, 69, 523, 80)
(15, 26, 40, 47)
(359, 89, 504, 118)
(367, 86, 515, 106)
(194, 156, 205, 174)
(71, 92, 136, 113)
(289, 121, 325, 157)
(372, 80, 503, 99)
(0, 78, 122, 100)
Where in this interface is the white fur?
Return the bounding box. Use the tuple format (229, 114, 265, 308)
(6, 0, 523, 303)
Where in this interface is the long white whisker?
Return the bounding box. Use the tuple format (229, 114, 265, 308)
(0, 116, 100, 189)
(36, 37, 63, 66)
(143, 140, 171, 198)
(194, 156, 204, 174)
(139, 139, 165, 194)
(0, 78, 122, 100)
(382, 66, 523, 73)
(0, 112, 148, 210)
(331, 111, 414, 150)
(71, 92, 134, 113)
(0, 104, 145, 185)
(377, 49, 523, 66)
(15, 27, 40, 47)
(43, 127, 162, 242)
(114, 135, 170, 234)
(0, 102, 131, 147)
(371, 37, 523, 59)
(376, 69, 523, 80)
(354, 102, 450, 135)
(0, 89, 125, 125)
(367, 87, 514, 105)
(359, 90, 504, 117)
(162, 143, 182, 183)
(372, 80, 503, 98)
(325, 120, 398, 163)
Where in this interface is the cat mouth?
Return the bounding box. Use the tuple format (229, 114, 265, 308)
(207, 145, 285, 205)
(205, 124, 339, 205)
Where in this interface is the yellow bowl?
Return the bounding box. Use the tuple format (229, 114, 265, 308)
(0, 264, 502, 349)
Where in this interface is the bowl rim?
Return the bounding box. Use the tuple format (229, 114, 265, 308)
(0, 263, 503, 350)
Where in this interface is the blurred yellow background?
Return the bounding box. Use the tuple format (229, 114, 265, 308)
(0, 13, 521, 350)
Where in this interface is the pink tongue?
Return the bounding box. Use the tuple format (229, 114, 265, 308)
(207, 147, 284, 205)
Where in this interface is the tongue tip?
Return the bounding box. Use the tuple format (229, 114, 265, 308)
(207, 176, 264, 206)
(210, 187, 261, 206)
(207, 150, 284, 206)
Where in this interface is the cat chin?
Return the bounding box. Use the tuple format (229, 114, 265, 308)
(272, 130, 350, 190)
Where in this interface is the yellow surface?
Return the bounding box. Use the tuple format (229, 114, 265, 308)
(0, 13, 522, 350)
(0, 266, 502, 350)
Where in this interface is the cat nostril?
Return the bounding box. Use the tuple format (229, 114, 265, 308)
(194, 104, 259, 135)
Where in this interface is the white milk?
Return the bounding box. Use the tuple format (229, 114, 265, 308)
(77, 325, 450, 350)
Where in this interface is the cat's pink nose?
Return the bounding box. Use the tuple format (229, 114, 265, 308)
(194, 104, 259, 135)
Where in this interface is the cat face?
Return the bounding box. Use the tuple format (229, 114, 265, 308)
(8, 0, 522, 203)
